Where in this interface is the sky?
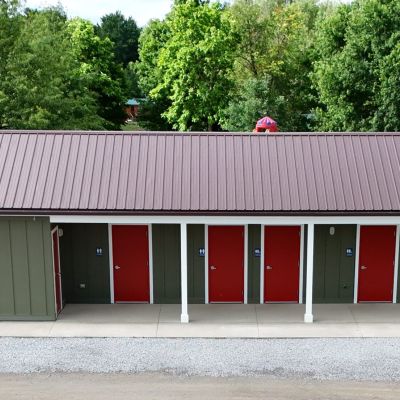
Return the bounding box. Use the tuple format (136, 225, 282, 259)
(24, 0, 174, 26)
(24, 0, 351, 27)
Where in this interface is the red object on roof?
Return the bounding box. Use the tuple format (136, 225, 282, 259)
(255, 116, 278, 133)
(1, 131, 400, 214)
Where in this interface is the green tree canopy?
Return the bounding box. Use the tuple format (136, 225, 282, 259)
(67, 18, 126, 130)
(149, 0, 236, 131)
(222, 0, 319, 132)
(0, 6, 105, 129)
(313, 0, 400, 131)
(96, 11, 141, 67)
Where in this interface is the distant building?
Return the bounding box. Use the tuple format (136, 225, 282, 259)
(125, 98, 144, 120)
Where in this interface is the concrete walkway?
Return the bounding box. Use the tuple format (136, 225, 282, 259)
(1, 303, 400, 338)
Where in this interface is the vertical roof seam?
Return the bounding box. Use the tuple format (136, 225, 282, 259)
(36, 134, 55, 208)
(10, 134, 29, 207)
(324, 136, 338, 209)
(66, 134, 82, 209)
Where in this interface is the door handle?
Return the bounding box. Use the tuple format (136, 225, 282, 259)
(210, 265, 217, 270)
(360, 265, 367, 270)
(266, 265, 273, 270)
(114, 265, 121, 270)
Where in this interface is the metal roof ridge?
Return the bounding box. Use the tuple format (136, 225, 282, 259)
(1, 130, 400, 136)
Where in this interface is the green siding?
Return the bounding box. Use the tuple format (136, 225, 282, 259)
(0, 217, 55, 320)
(313, 225, 356, 303)
(188, 225, 205, 304)
(247, 225, 261, 304)
(153, 224, 181, 304)
(58, 224, 110, 304)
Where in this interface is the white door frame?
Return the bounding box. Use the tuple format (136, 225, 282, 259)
(353, 224, 361, 304)
(393, 225, 400, 304)
(51, 226, 63, 316)
(205, 224, 248, 304)
(261, 224, 304, 304)
(108, 223, 153, 304)
(299, 224, 305, 304)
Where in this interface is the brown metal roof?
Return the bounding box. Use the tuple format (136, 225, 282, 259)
(1, 130, 400, 215)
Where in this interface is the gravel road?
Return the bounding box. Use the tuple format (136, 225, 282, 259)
(1, 337, 400, 381)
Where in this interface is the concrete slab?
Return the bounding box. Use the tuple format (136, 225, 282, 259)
(58, 304, 161, 324)
(357, 323, 400, 337)
(0, 322, 55, 337)
(159, 304, 257, 324)
(2, 303, 400, 338)
(313, 304, 356, 323)
(255, 304, 304, 323)
(48, 323, 158, 338)
(349, 304, 400, 323)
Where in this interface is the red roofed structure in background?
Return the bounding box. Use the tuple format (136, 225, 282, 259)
(254, 116, 278, 133)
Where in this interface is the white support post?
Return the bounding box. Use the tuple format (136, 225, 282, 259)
(180, 223, 189, 323)
(304, 223, 314, 323)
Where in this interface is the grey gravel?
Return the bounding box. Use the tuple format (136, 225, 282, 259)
(1, 338, 400, 381)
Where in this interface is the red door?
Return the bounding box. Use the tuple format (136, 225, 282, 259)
(264, 226, 301, 303)
(358, 226, 396, 302)
(52, 228, 63, 315)
(208, 226, 244, 303)
(112, 225, 150, 303)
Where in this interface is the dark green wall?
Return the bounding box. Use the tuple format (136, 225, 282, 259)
(248, 225, 261, 304)
(187, 224, 205, 304)
(313, 225, 356, 303)
(0, 217, 55, 320)
(153, 224, 181, 304)
(59, 224, 110, 304)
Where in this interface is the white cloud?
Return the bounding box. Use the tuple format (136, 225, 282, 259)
(23, 0, 174, 26)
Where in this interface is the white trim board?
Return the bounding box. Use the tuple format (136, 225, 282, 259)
(393, 225, 400, 303)
(50, 215, 400, 225)
(51, 226, 63, 317)
(204, 225, 209, 304)
(299, 224, 305, 304)
(108, 224, 115, 304)
(148, 224, 154, 305)
(260, 225, 265, 304)
(353, 224, 360, 304)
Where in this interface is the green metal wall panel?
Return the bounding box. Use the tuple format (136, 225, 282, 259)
(153, 224, 181, 304)
(247, 225, 261, 304)
(58, 224, 110, 304)
(313, 225, 356, 303)
(0, 217, 55, 320)
(187, 225, 205, 304)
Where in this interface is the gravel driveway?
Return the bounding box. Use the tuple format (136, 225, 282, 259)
(1, 337, 400, 381)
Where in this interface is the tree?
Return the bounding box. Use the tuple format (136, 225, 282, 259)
(96, 11, 141, 67)
(0, 7, 105, 130)
(313, 0, 400, 131)
(136, 18, 174, 130)
(67, 18, 126, 130)
(222, 0, 319, 132)
(0, 0, 23, 126)
(150, 0, 236, 131)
